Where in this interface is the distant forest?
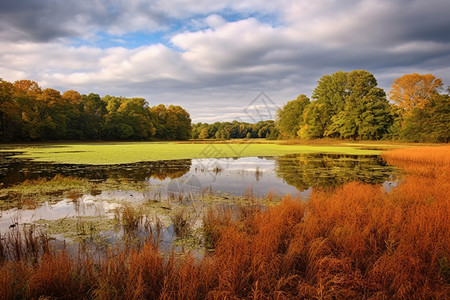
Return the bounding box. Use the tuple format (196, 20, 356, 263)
(0, 80, 191, 141)
(192, 120, 278, 140)
(1, 70, 449, 143)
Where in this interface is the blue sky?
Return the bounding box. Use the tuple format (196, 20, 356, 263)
(1, 0, 449, 122)
(69, 9, 280, 50)
(70, 32, 169, 49)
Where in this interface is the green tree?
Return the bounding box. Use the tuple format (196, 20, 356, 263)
(191, 122, 206, 139)
(276, 94, 310, 139)
(151, 104, 191, 140)
(426, 94, 450, 142)
(298, 71, 348, 139)
(1, 78, 193, 142)
(62, 90, 83, 139)
(0, 79, 22, 141)
(151, 104, 169, 139)
(118, 98, 156, 139)
(400, 94, 450, 142)
(37, 88, 68, 139)
(81, 93, 106, 139)
(300, 70, 392, 140)
(167, 105, 192, 140)
(192, 120, 278, 140)
(13, 80, 45, 140)
(298, 102, 328, 139)
(102, 96, 155, 140)
(327, 70, 392, 139)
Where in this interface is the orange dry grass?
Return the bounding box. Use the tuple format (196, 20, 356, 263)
(26, 251, 88, 299)
(0, 145, 449, 299)
(0, 262, 31, 299)
(382, 145, 450, 176)
(203, 145, 450, 298)
(202, 181, 448, 298)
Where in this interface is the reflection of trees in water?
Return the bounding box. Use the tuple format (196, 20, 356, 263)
(145, 161, 191, 180)
(274, 154, 396, 191)
(0, 153, 192, 186)
(1, 152, 397, 191)
(95, 160, 192, 182)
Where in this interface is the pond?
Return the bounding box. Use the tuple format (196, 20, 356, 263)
(0, 152, 399, 254)
(0, 152, 396, 191)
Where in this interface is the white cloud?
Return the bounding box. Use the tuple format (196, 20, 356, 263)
(205, 15, 226, 29)
(1, 0, 450, 122)
(172, 18, 295, 74)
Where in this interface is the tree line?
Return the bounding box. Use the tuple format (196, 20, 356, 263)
(0, 80, 191, 141)
(2, 71, 448, 143)
(191, 120, 278, 140)
(275, 71, 449, 142)
(192, 71, 449, 143)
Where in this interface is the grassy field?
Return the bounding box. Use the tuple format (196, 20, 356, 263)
(0, 140, 405, 165)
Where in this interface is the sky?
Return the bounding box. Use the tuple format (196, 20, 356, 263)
(1, 0, 449, 123)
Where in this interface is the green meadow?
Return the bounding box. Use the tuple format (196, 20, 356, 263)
(1, 141, 391, 165)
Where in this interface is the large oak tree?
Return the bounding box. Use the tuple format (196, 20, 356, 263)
(300, 70, 393, 140)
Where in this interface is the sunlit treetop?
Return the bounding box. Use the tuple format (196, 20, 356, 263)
(389, 73, 443, 111)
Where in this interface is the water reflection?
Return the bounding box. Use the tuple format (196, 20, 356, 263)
(274, 154, 397, 191)
(158, 154, 397, 199)
(0, 152, 397, 197)
(0, 152, 191, 186)
(169, 157, 301, 197)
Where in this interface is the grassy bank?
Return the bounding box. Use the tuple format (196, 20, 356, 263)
(0, 145, 449, 299)
(0, 140, 404, 165)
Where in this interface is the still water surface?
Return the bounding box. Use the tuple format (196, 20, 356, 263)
(1, 152, 395, 192)
(0, 153, 398, 247)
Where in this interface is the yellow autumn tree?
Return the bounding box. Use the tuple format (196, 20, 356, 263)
(388, 73, 443, 111)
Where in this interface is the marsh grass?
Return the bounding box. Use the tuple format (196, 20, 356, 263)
(202, 206, 233, 251)
(382, 145, 450, 177)
(0, 225, 50, 262)
(114, 203, 144, 231)
(171, 208, 191, 238)
(0, 145, 449, 299)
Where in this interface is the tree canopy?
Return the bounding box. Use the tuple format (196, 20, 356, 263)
(276, 94, 309, 139)
(0, 79, 191, 141)
(290, 70, 393, 140)
(1, 72, 448, 143)
(389, 75, 449, 143)
(276, 71, 448, 142)
(389, 73, 443, 111)
(192, 120, 278, 140)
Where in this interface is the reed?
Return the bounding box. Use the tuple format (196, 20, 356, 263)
(171, 208, 191, 238)
(0, 226, 50, 263)
(202, 206, 233, 250)
(114, 203, 144, 231)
